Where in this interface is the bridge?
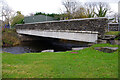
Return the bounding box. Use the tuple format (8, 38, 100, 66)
(15, 17, 108, 43)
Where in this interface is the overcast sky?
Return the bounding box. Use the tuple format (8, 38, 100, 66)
(5, 0, 119, 16)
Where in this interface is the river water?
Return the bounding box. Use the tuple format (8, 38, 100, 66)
(2, 40, 89, 54)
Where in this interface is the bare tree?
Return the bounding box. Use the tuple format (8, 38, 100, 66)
(73, 7, 88, 18)
(62, 0, 79, 19)
(61, 1, 112, 19)
(1, 0, 15, 28)
(112, 13, 118, 23)
(84, 2, 96, 18)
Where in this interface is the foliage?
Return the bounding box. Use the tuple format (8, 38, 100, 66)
(2, 28, 20, 46)
(11, 11, 24, 27)
(34, 12, 61, 20)
(94, 7, 107, 17)
(91, 43, 118, 48)
(105, 31, 120, 36)
(84, 2, 96, 18)
(105, 31, 120, 40)
(94, 2, 109, 17)
(61, 1, 111, 19)
(87, 11, 95, 18)
(73, 7, 88, 18)
(2, 43, 118, 78)
(34, 12, 46, 16)
(62, 0, 81, 19)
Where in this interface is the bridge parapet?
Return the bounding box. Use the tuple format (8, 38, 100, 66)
(16, 17, 108, 36)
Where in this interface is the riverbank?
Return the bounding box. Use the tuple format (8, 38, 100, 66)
(2, 28, 20, 47)
(2, 43, 118, 78)
(105, 31, 120, 40)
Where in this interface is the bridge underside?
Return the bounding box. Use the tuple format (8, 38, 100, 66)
(17, 30, 98, 43)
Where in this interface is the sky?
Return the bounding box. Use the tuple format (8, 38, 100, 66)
(4, 0, 120, 16)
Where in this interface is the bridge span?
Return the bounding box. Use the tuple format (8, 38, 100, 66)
(17, 30, 98, 42)
(15, 17, 108, 43)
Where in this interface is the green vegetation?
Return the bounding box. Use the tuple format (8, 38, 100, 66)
(34, 12, 61, 20)
(105, 31, 120, 40)
(2, 28, 20, 46)
(105, 31, 120, 36)
(91, 43, 118, 48)
(94, 4, 108, 17)
(11, 11, 24, 27)
(2, 43, 118, 78)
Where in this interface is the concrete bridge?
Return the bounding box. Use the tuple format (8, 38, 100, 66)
(15, 17, 108, 43)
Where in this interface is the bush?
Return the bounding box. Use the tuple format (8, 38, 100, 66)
(2, 28, 20, 47)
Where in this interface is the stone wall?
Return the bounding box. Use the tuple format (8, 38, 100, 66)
(107, 23, 119, 31)
(15, 17, 108, 35)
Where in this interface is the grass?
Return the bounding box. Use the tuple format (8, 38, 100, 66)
(105, 31, 120, 36)
(2, 43, 118, 78)
(91, 43, 118, 48)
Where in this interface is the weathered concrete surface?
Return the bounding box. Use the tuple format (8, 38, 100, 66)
(16, 17, 108, 36)
(17, 30, 98, 43)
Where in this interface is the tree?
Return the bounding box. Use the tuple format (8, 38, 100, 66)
(11, 11, 24, 27)
(61, 1, 112, 19)
(94, 2, 111, 17)
(62, 0, 79, 19)
(72, 7, 88, 18)
(84, 2, 96, 18)
(0, 0, 15, 28)
(112, 13, 118, 23)
(34, 12, 61, 20)
(62, 0, 92, 19)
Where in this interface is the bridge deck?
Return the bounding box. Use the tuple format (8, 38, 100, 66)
(17, 30, 98, 43)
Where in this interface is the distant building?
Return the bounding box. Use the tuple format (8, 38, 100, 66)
(24, 15, 58, 23)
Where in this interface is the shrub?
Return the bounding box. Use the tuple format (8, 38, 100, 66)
(2, 28, 20, 47)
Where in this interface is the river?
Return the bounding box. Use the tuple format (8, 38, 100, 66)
(2, 39, 89, 54)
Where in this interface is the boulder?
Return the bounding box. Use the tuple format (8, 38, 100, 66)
(94, 47, 118, 53)
(72, 47, 88, 50)
(41, 49, 54, 52)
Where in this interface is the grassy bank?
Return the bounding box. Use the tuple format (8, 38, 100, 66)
(2, 43, 118, 78)
(2, 28, 20, 46)
(105, 31, 120, 36)
(105, 31, 120, 40)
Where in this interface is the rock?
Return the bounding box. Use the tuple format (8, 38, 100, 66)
(97, 39, 107, 44)
(107, 40, 120, 45)
(41, 49, 54, 52)
(94, 47, 118, 53)
(102, 35, 116, 40)
(72, 47, 88, 50)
